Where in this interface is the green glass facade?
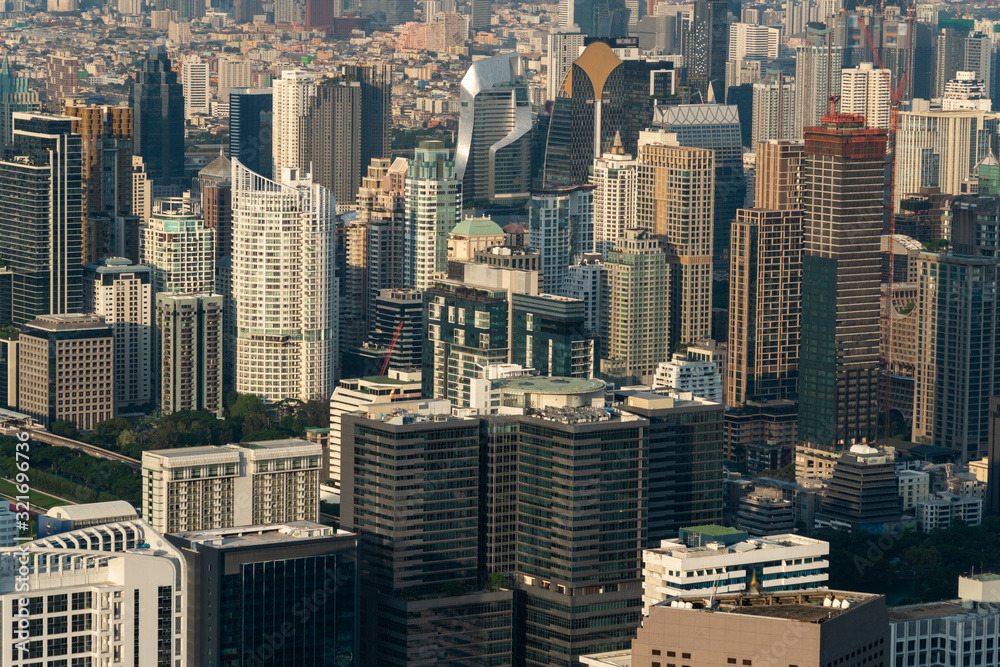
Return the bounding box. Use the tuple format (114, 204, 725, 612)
(510, 293, 596, 378)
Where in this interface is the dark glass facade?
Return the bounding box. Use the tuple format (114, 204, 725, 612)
(229, 88, 273, 179)
(510, 293, 595, 378)
(131, 47, 185, 184)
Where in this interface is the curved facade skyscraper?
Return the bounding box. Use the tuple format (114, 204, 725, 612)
(455, 53, 532, 206)
(232, 160, 338, 402)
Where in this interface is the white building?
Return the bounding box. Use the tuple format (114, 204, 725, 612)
(728, 22, 780, 62)
(840, 62, 892, 129)
(404, 141, 461, 292)
(141, 439, 322, 535)
(942, 71, 993, 111)
(271, 69, 317, 176)
(528, 186, 594, 296)
(794, 27, 842, 139)
(915, 493, 983, 532)
(328, 370, 422, 490)
(141, 197, 215, 295)
(752, 75, 795, 146)
(546, 29, 584, 102)
(181, 57, 210, 119)
(652, 353, 723, 403)
(898, 469, 930, 511)
(0, 506, 15, 547)
(0, 518, 187, 666)
(642, 531, 830, 612)
(83, 258, 154, 412)
(232, 160, 337, 402)
(564, 253, 606, 335)
(217, 58, 253, 110)
(590, 133, 637, 258)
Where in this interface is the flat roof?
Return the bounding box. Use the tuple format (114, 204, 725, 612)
(145, 446, 231, 458)
(684, 524, 743, 537)
(498, 376, 606, 395)
(174, 521, 353, 548)
(888, 601, 968, 622)
(46, 501, 137, 521)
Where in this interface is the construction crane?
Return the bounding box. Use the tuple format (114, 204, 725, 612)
(856, 10, 910, 445)
(378, 321, 405, 377)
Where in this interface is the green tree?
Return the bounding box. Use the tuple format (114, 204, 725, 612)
(242, 411, 271, 435)
(231, 394, 267, 419)
(51, 421, 78, 439)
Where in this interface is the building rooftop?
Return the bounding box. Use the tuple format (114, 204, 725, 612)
(887, 601, 971, 622)
(649, 533, 827, 560)
(45, 501, 137, 522)
(656, 590, 882, 624)
(451, 216, 504, 237)
(25, 313, 109, 333)
(172, 521, 354, 549)
(683, 524, 744, 538)
(497, 376, 606, 395)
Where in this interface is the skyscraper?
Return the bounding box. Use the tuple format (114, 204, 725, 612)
(455, 53, 532, 206)
(546, 30, 585, 103)
(840, 62, 892, 130)
(751, 71, 795, 146)
(232, 160, 338, 402)
(141, 197, 215, 295)
(604, 228, 670, 384)
(636, 129, 714, 350)
(300, 79, 361, 207)
(404, 141, 461, 291)
(64, 103, 134, 264)
(217, 58, 252, 110)
(342, 63, 392, 192)
(591, 132, 637, 257)
(528, 186, 594, 295)
(46, 50, 79, 112)
(683, 0, 728, 100)
(131, 47, 184, 185)
(726, 141, 804, 408)
(0, 113, 83, 324)
(358, 157, 407, 337)
(793, 24, 842, 139)
(271, 69, 317, 176)
(181, 57, 210, 119)
(798, 111, 886, 451)
(565, 0, 632, 37)
(229, 88, 273, 179)
(156, 292, 224, 417)
(469, 0, 490, 31)
(83, 258, 153, 412)
(652, 103, 745, 269)
(0, 55, 39, 145)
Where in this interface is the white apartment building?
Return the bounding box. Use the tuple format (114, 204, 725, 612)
(590, 134, 637, 258)
(916, 493, 983, 532)
(328, 370, 422, 490)
(840, 62, 892, 129)
(898, 469, 930, 511)
(729, 22, 780, 62)
(83, 258, 154, 411)
(141, 197, 215, 295)
(546, 30, 585, 102)
(652, 353, 723, 403)
(564, 253, 606, 335)
(217, 58, 253, 110)
(271, 69, 317, 176)
(642, 532, 830, 613)
(404, 142, 461, 292)
(752, 76, 795, 145)
(0, 519, 187, 666)
(0, 506, 15, 547)
(182, 57, 209, 119)
(942, 71, 993, 111)
(141, 439, 322, 534)
(232, 160, 337, 402)
(528, 187, 594, 296)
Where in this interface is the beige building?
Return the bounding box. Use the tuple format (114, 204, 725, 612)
(840, 62, 892, 130)
(141, 439, 321, 534)
(591, 132, 637, 257)
(446, 217, 505, 261)
(727, 140, 804, 408)
(636, 129, 714, 350)
(605, 228, 670, 385)
(17, 314, 114, 430)
(582, 590, 888, 667)
(156, 292, 223, 417)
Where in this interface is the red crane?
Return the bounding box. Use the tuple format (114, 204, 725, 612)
(857, 10, 911, 445)
(379, 321, 405, 377)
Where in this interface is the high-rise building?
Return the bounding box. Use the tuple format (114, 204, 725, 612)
(817, 445, 901, 530)
(539, 42, 672, 188)
(0, 112, 83, 324)
(511, 292, 597, 378)
(182, 57, 210, 119)
(469, 0, 489, 31)
(840, 62, 892, 129)
(197, 154, 233, 262)
(942, 70, 993, 111)
(83, 258, 153, 411)
(455, 53, 532, 205)
(728, 22, 780, 62)
(793, 24, 842, 139)
(229, 88, 273, 179)
(217, 58, 252, 110)
(564, 252, 606, 336)
(300, 79, 361, 207)
(546, 30, 585, 103)
(604, 229, 670, 385)
(751, 71, 795, 146)
(17, 314, 114, 430)
(232, 160, 338, 402)
(372, 288, 424, 370)
(591, 132, 637, 257)
(565, 0, 632, 37)
(64, 103, 134, 263)
(0, 520, 187, 666)
(404, 141, 461, 291)
(271, 69, 317, 176)
(798, 112, 886, 451)
(894, 108, 999, 212)
(131, 47, 184, 185)
(141, 197, 215, 295)
(358, 157, 407, 335)
(275, 0, 307, 22)
(141, 439, 321, 533)
(726, 140, 804, 408)
(0, 55, 39, 145)
(156, 292, 224, 417)
(46, 50, 79, 112)
(683, 0, 728, 100)
(636, 129, 714, 350)
(528, 186, 594, 295)
(652, 103, 745, 268)
(964, 32, 992, 101)
(165, 522, 358, 667)
(342, 63, 392, 190)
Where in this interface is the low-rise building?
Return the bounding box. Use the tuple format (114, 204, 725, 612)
(737, 489, 796, 535)
(898, 469, 931, 511)
(37, 500, 139, 538)
(652, 353, 723, 403)
(915, 493, 982, 532)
